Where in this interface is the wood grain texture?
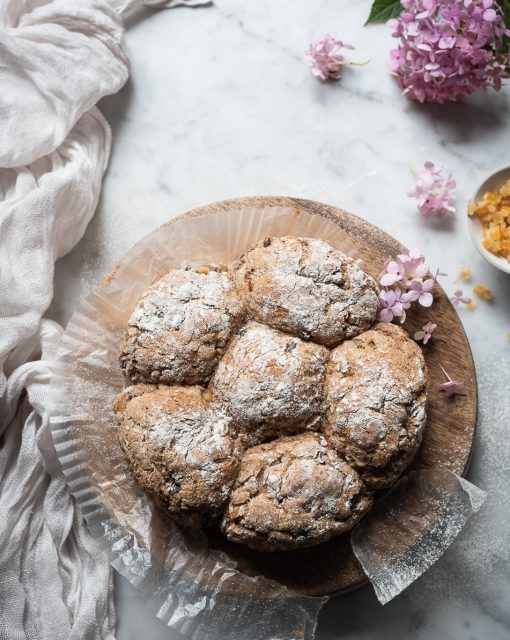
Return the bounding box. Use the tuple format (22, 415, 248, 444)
(112, 196, 478, 597)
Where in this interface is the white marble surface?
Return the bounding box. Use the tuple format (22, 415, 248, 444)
(48, 0, 510, 638)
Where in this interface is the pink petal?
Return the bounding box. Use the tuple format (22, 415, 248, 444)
(380, 273, 402, 287)
(380, 308, 394, 323)
(405, 289, 420, 302)
(419, 292, 434, 307)
(409, 279, 424, 292)
(414, 263, 430, 278)
(422, 278, 435, 292)
(438, 381, 456, 396)
(438, 380, 466, 397)
(383, 289, 397, 305)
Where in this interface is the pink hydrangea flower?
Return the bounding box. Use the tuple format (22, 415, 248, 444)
(450, 289, 471, 307)
(438, 365, 467, 397)
(407, 277, 435, 307)
(408, 162, 456, 217)
(388, 0, 510, 104)
(379, 258, 407, 286)
(307, 34, 355, 81)
(379, 287, 412, 323)
(398, 248, 424, 270)
(414, 321, 437, 344)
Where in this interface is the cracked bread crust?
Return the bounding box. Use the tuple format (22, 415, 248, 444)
(232, 236, 379, 347)
(114, 384, 244, 528)
(221, 432, 373, 551)
(120, 266, 245, 385)
(208, 321, 329, 446)
(322, 323, 427, 489)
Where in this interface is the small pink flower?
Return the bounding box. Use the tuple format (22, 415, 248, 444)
(407, 277, 435, 307)
(408, 162, 456, 217)
(403, 261, 431, 287)
(379, 287, 411, 323)
(398, 248, 424, 269)
(414, 321, 437, 344)
(379, 258, 406, 287)
(438, 365, 467, 397)
(450, 289, 472, 308)
(307, 34, 355, 81)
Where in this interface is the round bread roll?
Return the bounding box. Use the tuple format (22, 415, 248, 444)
(209, 321, 329, 445)
(232, 236, 379, 347)
(114, 384, 244, 527)
(120, 266, 245, 385)
(222, 432, 373, 551)
(322, 323, 427, 489)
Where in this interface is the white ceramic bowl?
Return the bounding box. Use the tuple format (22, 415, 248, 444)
(468, 165, 510, 275)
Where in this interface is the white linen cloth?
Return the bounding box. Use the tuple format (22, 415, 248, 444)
(0, 108, 114, 640)
(0, 0, 208, 638)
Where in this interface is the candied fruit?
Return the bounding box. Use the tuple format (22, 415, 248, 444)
(459, 266, 471, 281)
(473, 284, 494, 301)
(469, 179, 510, 263)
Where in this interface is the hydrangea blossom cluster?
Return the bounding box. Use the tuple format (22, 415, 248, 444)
(379, 248, 444, 323)
(388, 0, 510, 103)
(307, 34, 355, 81)
(408, 161, 456, 217)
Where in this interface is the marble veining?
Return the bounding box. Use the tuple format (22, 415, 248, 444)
(48, 0, 510, 638)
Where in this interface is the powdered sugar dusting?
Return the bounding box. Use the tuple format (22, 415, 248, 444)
(209, 321, 329, 444)
(323, 323, 427, 489)
(118, 386, 244, 526)
(120, 267, 245, 385)
(222, 432, 373, 551)
(233, 236, 379, 347)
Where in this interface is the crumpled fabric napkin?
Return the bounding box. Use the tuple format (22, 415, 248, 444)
(0, 0, 208, 638)
(0, 0, 207, 168)
(0, 109, 114, 640)
(0, 0, 129, 168)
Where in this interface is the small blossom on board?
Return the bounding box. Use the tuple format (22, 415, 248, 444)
(414, 322, 437, 345)
(407, 277, 435, 307)
(379, 288, 411, 323)
(307, 34, 355, 81)
(438, 365, 467, 397)
(450, 289, 472, 308)
(379, 258, 407, 287)
(408, 162, 456, 218)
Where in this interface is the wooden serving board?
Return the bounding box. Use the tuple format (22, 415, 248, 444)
(174, 196, 477, 597)
(103, 196, 477, 598)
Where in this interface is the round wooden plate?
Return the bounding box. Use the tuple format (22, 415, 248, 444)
(106, 196, 478, 597)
